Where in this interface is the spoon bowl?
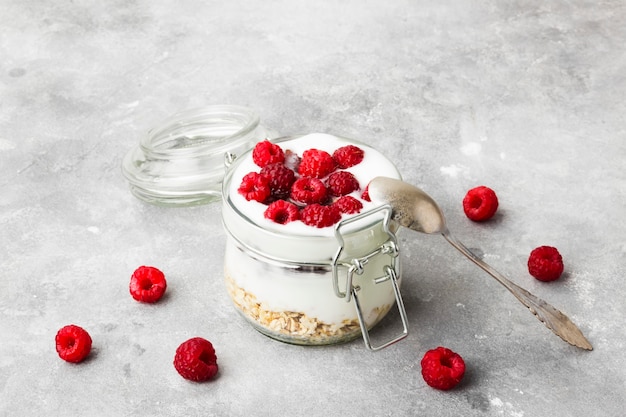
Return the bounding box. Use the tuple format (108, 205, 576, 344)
(368, 176, 592, 350)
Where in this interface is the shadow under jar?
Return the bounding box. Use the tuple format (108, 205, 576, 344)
(221, 133, 409, 350)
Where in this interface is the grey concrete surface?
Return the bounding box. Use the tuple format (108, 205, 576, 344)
(1, 1, 625, 416)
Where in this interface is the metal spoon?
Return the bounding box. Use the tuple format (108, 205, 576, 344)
(368, 176, 593, 350)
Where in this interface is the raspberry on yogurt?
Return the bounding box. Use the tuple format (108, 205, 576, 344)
(231, 134, 400, 231)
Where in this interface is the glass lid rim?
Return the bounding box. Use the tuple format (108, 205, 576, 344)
(138, 104, 261, 158)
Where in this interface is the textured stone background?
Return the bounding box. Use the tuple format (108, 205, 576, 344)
(1, 1, 625, 416)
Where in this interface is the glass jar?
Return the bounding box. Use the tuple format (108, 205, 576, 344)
(221, 134, 409, 349)
(122, 105, 277, 207)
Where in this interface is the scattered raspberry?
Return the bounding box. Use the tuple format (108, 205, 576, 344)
(528, 246, 564, 282)
(326, 171, 360, 196)
(129, 266, 167, 303)
(301, 204, 342, 228)
(260, 163, 296, 197)
(238, 172, 271, 203)
(298, 149, 336, 179)
(334, 195, 363, 214)
(264, 200, 300, 224)
(252, 140, 284, 168)
(173, 337, 218, 382)
(333, 145, 364, 169)
(55, 324, 92, 363)
(290, 177, 328, 205)
(462, 186, 499, 222)
(420, 346, 466, 390)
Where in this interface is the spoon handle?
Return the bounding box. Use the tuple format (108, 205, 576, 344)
(441, 229, 593, 351)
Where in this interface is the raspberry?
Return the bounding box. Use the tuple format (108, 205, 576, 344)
(283, 149, 301, 172)
(260, 163, 296, 198)
(334, 195, 363, 214)
(55, 324, 92, 363)
(298, 149, 336, 178)
(252, 140, 284, 168)
(301, 204, 342, 228)
(290, 177, 328, 205)
(264, 200, 300, 224)
(238, 172, 271, 203)
(528, 246, 564, 281)
(462, 186, 499, 221)
(173, 337, 218, 382)
(326, 171, 360, 196)
(129, 266, 167, 303)
(333, 145, 364, 169)
(361, 184, 371, 202)
(420, 346, 466, 390)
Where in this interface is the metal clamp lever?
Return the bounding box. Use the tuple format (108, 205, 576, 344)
(353, 265, 409, 351)
(331, 204, 396, 302)
(334, 240, 398, 303)
(331, 204, 409, 350)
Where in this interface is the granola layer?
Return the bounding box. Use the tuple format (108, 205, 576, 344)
(225, 273, 391, 345)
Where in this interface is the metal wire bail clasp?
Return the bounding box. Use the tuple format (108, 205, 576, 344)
(331, 204, 409, 351)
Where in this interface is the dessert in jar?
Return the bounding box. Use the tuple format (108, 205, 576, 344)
(221, 133, 408, 349)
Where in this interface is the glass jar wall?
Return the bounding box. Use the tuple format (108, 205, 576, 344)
(221, 134, 408, 348)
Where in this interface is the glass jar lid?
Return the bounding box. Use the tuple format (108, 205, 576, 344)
(121, 105, 277, 207)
